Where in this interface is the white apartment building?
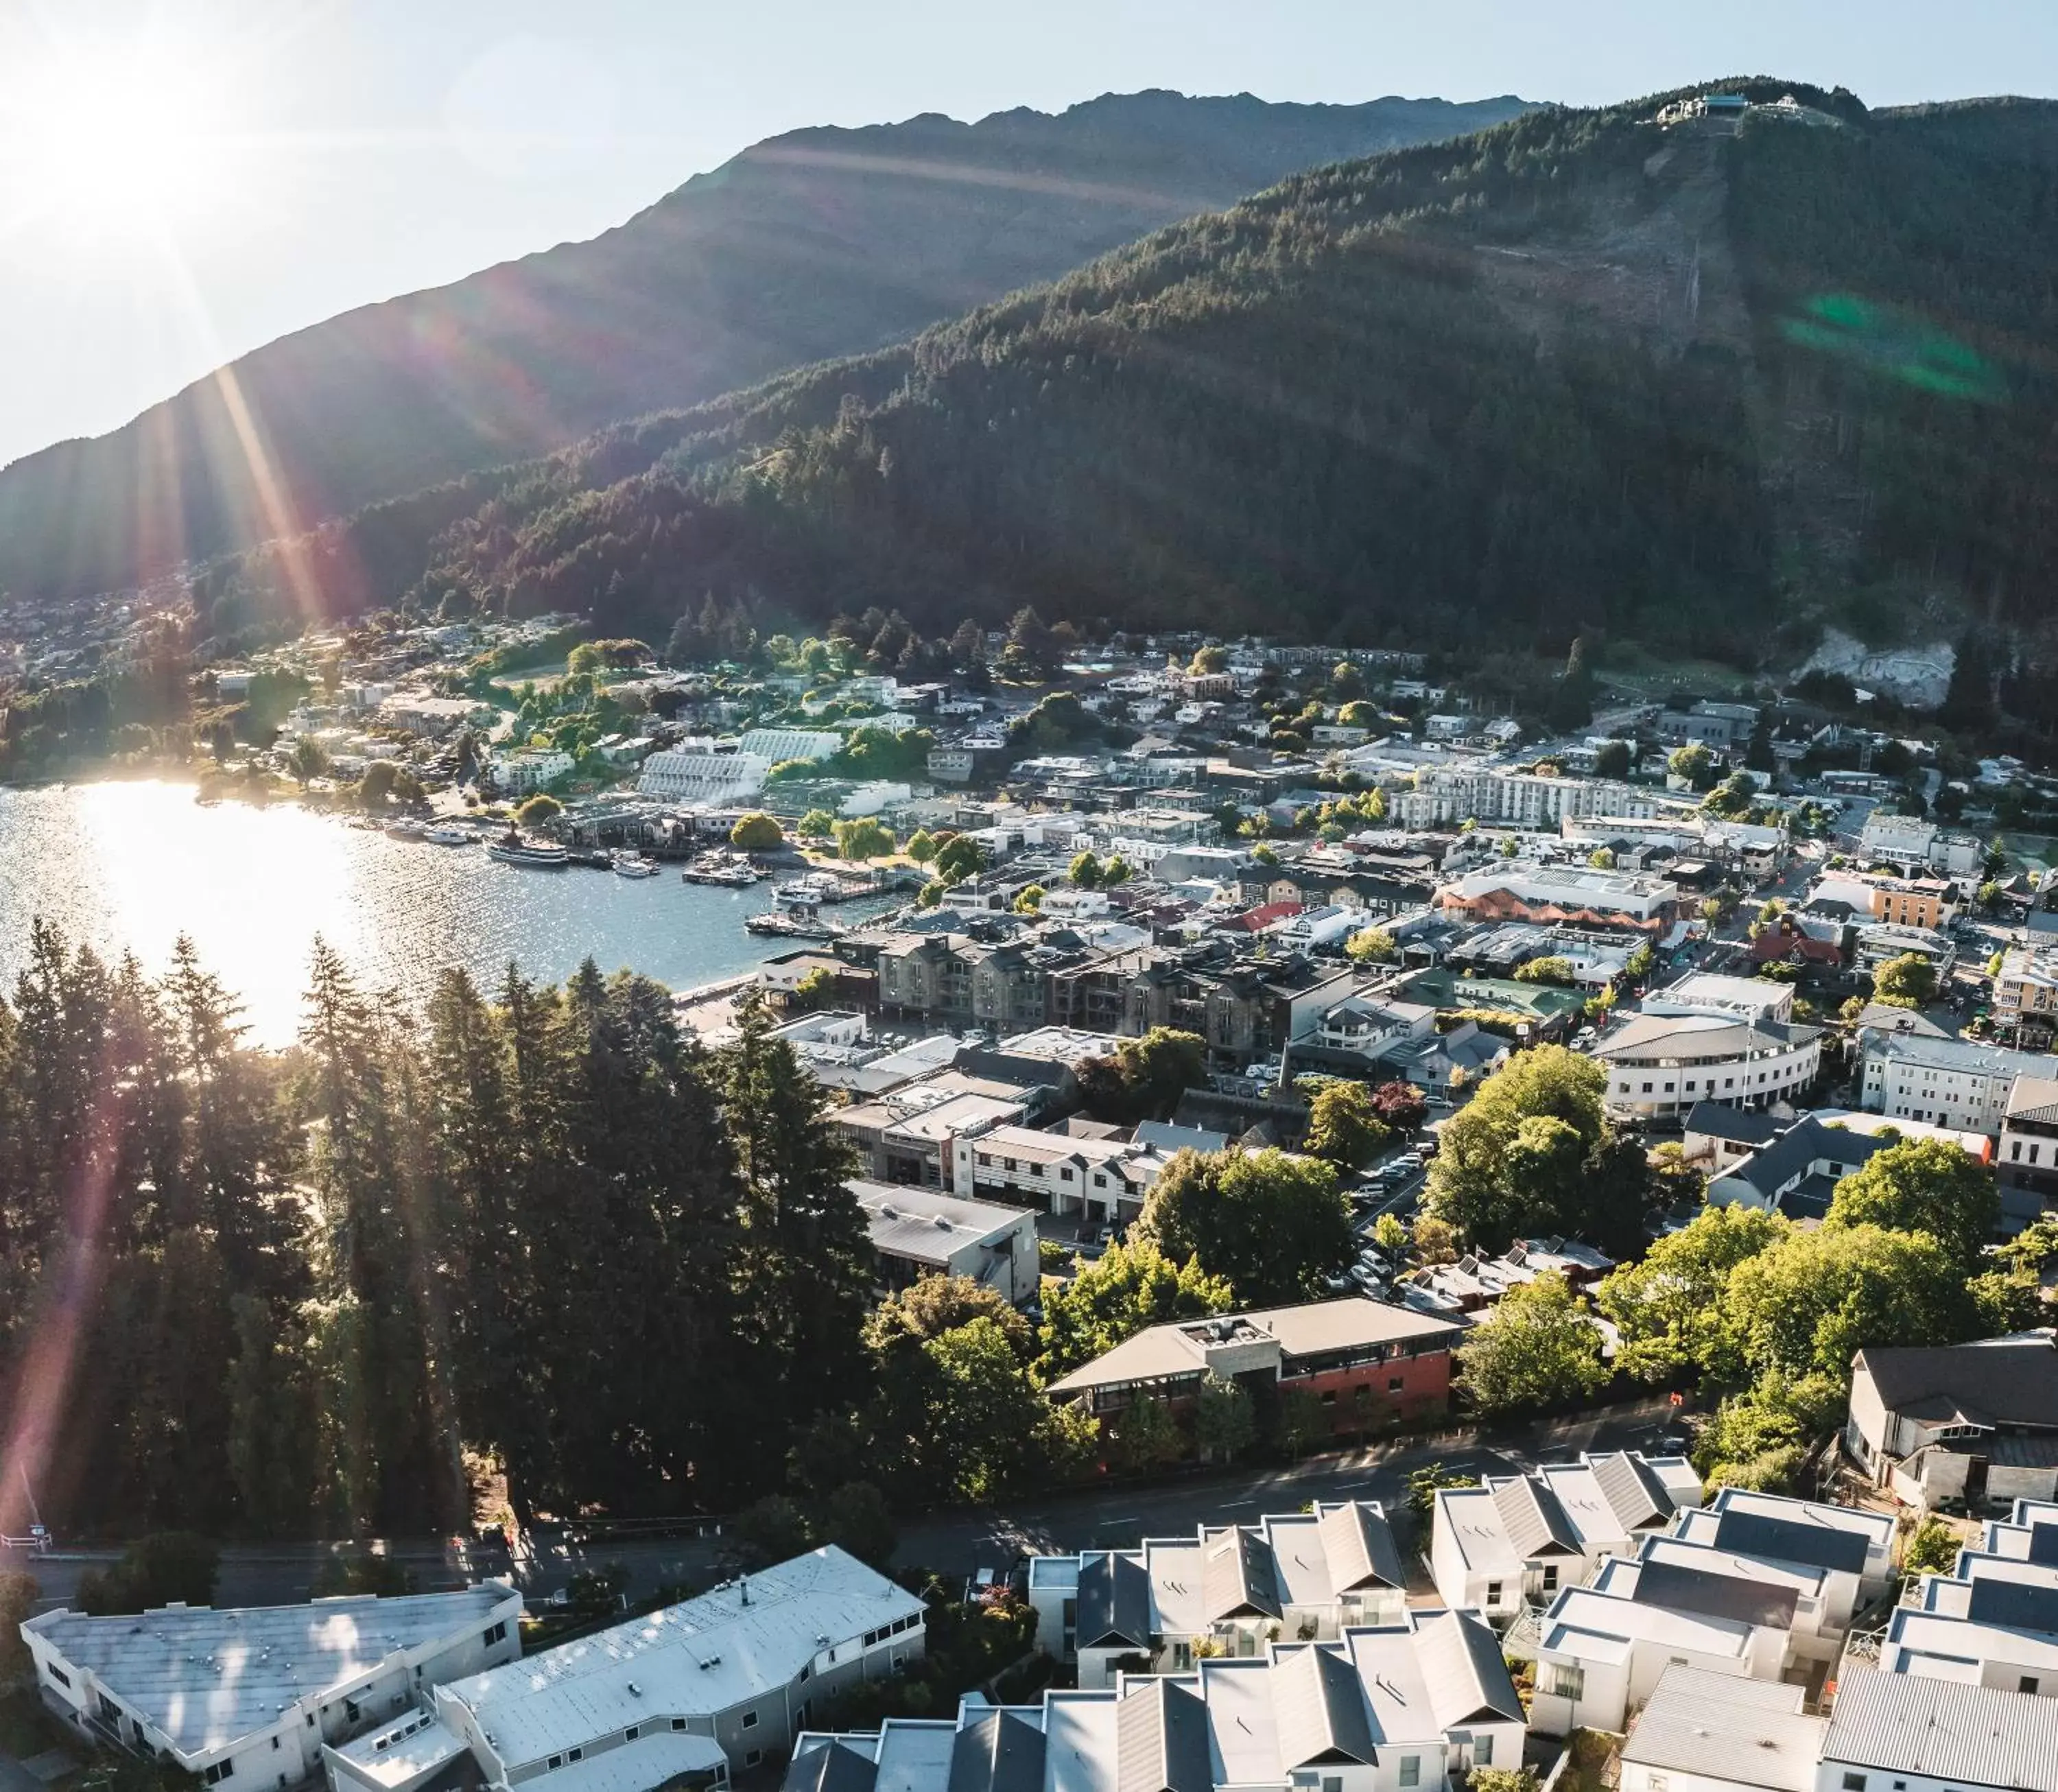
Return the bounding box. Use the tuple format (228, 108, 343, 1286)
(1428, 1452, 1704, 1620)
(1817, 1667, 2058, 1792)
(788, 1606, 1525, 1792)
(1026, 1502, 1408, 1686)
(1397, 769, 1668, 829)
(637, 746, 771, 804)
(951, 1123, 1171, 1224)
(1856, 1026, 2058, 1137)
(369, 1548, 925, 1792)
(491, 748, 575, 794)
(1616, 1668, 1825, 1792)
(22, 1585, 521, 1790)
(848, 1180, 1041, 1307)
(1595, 1012, 1822, 1121)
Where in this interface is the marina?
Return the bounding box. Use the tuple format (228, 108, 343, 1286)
(0, 781, 821, 1047)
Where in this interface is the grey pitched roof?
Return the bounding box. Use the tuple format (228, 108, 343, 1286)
(1712, 1509, 1870, 1578)
(787, 1742, 881, 1792)
(1203, 1524, 1283, 1621)
(1683, 1102, 1783, 1147)
(1115, 1678, 1212, 1792)
(1079, 1552, 1156, 1651)
(1632, 1561, 1801, 1630)
(1823, 1666, 2058, 1792)
(1854, 1335, 2058, 1433)
(1592, 1451, 1677, 1533)
(947, 1711, 1046, 1792)
(1316, 1502, 1406, 1593)
(1492, 1475, 1582, 1558)
(1413, 1607, 1526, 1728)
(1272, 1646, 1379, 1767)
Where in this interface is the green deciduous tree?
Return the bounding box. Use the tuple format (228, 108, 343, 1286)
(1192, 1373, 1256, 1461)
(731, 812, 785, 852)
(1345, 926, 1397, 963)
(1825, 1137, 2000, 1271)
(1871, 952, 1939, 1009)
(1304, 1081, 1392, 1169)
(1134, 1147, 1354, 1306)
(1037, 1240, 1233, 1380)
(1454, 1273, 1608, 1416)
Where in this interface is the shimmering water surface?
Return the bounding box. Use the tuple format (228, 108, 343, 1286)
(0, 781, 784, 1044)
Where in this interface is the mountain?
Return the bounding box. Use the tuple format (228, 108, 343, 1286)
(0, 89, 1531, 602)
(232, 79, 2058, 682)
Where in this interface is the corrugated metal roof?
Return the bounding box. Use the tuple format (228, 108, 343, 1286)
(1412, 1608, 1524, 1728)
(785, 1741, 882, 1792)
(1314, 1502, 1405, 1593)
(1115, 1677, 1211, 1792)
(945, 1710, 1045, 1792)
(1078, 1553, 1154, 1651)
(1202, 1526, 1282, 1623)
(1491, 1476, 1581, 1559)
(1270, 1646, 1377, 1768)
(1823, 1666, 2058, 1792)
(1591, 1451, 1676, 1533)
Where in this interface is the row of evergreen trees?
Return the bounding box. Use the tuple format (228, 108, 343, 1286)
(0, 925, 881, 1540)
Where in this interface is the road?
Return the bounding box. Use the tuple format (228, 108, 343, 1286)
(5, 1399, 1675, 1612)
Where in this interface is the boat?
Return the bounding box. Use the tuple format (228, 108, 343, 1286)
(384, 819, 425, 840)
(682, 852, 759, 887)
(486, 829, 569, 867)
(744, 912, 842, 940)
(422, 825, 473, 846)
(613, 853, 659, 878)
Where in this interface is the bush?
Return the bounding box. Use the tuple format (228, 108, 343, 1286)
(0, 1572, 38, 1681)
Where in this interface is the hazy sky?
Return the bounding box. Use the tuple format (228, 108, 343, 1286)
(1, 0, 2053, 471)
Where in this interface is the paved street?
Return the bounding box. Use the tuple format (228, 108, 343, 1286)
(5, 1396, 1675, 1614)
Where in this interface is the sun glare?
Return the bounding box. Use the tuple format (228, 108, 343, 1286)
(14, 36, 236, 237)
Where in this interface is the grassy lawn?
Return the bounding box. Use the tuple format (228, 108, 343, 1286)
(487, 657, 571, 692)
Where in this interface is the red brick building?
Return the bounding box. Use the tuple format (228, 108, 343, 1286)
(1045, 1297, 1463, 1444)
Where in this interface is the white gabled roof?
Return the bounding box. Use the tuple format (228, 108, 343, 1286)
(440, 1548, 921, 1771)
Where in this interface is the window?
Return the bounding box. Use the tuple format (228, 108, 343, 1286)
(2021, 1675, 2041, 1695)
(1388, 1376, 1404, 1392)
(672, 1721, 687, 1734)
(1841, 1776, 1867, 1791)
(1546, 1663, 1584, 1700)
(1172, 1642, 1192, 1671)
(1541, 1565, 1559, 1592)
(744, 1752, 762, 1771)
(741, 1712, 759, 1731)
(47, 1666, 70, 1690)
(1399, 1758, 1421, 1789)
(272, 1738, 281, 1752)
(1061, 1168, 1074, 1181)
(626, 1728, 639, 1743)
(1486, 1581, 1504, 1605)
(568, 1751, 584, 1764)
(1474, 1737, 1493, 1767)
(484, 1621, 508, 1647)
(1647, 1778, 1668, 1792)
(202, 1767, 235, 1786)
(1323, 1778, 1342, 1792)
(799, 1665, 810, 1684)
(305, 1717, 314, 1730)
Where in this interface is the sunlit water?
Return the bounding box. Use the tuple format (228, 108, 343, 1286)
(0, 781, 785, 1046)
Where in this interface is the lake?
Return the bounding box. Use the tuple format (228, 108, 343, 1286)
(0, 781, 790, 1046)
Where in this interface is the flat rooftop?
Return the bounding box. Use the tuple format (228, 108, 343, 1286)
(27, 1586, 514, 1758)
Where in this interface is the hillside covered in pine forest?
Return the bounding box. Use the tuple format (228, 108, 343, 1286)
(0, 89, 1529, 603)
(209, 79, 2058, 678)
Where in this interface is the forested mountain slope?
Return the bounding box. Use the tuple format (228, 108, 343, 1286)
(210, 84, 2058, 669)
(0, 90, 1528, 603)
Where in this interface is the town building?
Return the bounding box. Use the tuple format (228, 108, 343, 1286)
(1594, 1011, 1822, 1122)
(1045, 1298, 1464, 1439)
(951, 1125, 1170, 1229)
(1872, 1541, 2058, 1696)
(415, 1549, 925, 1792)
(1670, 1490, 1896, 1605)
(1396, 768, 1668, 830)
(1994, 944, 2058, 1046)
(848, 1181, 1041, 1307)
(1817, 1667, 2058, 1792)
(1024, 1502, 1407, 1686)
(785, 1606, 1524, 1792)
(1856, 1026, 2058, 1137)
(831, 1084, 1028, 1186)
(1845, 1332, 2058, 1509)
(21, 1585, 521, 1790)
(637, 746, 770, 804)
(1655, 701, 1760, 749)
(1852, 923, 1956, 983)
(1437, 864, 1683, 934)
(1704, 1113, 1903, 1223)
(1427, 1453, 1703, 1623)
(1616, 1667, 1824, 1792)
(492, 748, 576, 794)
(2000, 1076, 2058, 1220)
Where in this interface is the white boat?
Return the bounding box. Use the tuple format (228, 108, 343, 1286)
(486, 832, 569, 867)
(613, 853, 659, 878)
(422, 826, 473, 846)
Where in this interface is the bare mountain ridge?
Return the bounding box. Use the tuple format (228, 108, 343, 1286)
(0, 88, 1530, 601)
